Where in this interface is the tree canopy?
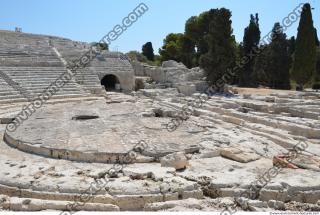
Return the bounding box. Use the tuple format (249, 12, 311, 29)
(268, 23, 290, 89)
(292, 3, 317, 90)
(199, 8, 236, 90)
(157, 3, 318, 91)
(239, 14, 261, 87)
(159, 33, 195, 68)
(142, 42, 155, 61)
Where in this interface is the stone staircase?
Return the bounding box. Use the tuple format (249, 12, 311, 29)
(49, 38, 104, 95)
(0, 30, 102, 103)
(51, 37, 134, 92)
(0, 45, 63, 67)
(0, 30, 136, 103)
(0, 67, 88, 102)
(0, 74, 28, 103)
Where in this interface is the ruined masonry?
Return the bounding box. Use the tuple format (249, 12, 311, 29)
(0, 30, 134, 104)
(0, 30, 320, 212)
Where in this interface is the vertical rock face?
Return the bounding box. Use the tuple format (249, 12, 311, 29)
(0, 30, 135, 103)
(131, 60, 205, 83)
(131, 60, 207, 96)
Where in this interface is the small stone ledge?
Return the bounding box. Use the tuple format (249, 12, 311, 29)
(3, 131, 145, 164)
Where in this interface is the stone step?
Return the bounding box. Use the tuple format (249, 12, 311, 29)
(9, 83, 79, 89)
(0, 58, 60, 61)
(1, 71, 66, 75)
(0, 55, 58, 58)
(0, 67, 66, 70)
(27, 91, 85, 97)
(7, 71, 67, 75)
(75, 72, 100, 75)
(203, 102, 320, 139)
(75, 80, 101, 84)
(0, 85, 30, 93)
(11, 82, 79, 86)
(0, 92, 85, 100)
(10, 85, 81, 89)
(0, 94, 88, 104)
(4, 67, 66, 70)
(82, 87, 104, 91)
(0, 91, 22, 96)
(0, 63, 63, 67)
(10, 79, 75, 84)
(75, 76, 100, 79)
(9, 77, 73, 82)
(24, 91, 85, 96)
(34, 91, 85, 96)
(79, 85, 103, 89)
(0, 86, 81, 93)
(0, 62, 62, 65)
(76, 75, 100, 78)
(0, 196, 120, 211)
(0, 95, 24, 100)
(0, 82, 20, 88)
(0, 51, 56, 54)
(75, 75, 100, 78)
(9, 78, 69, 82)
(10, 77, 99, 82)
(5, 69, 66, 72)
(0, 91, 85, 101)
(83, 83, 103, 87)
(0, 98, 28, 104)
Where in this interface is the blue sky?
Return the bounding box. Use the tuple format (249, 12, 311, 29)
(0, 0, 319, 54)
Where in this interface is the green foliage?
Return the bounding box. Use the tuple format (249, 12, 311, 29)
(126, 51, 161, 66)
(253, 44, 271, 87)
(178, 35, 196, 68)
(185, 16, 200, 45)
(253, 24, 295, 90)
(91, 42, 109, 51)
(315, 28, 320, 47)
(142, 42, 155, 61)
(268, 23, 291, 89)
(184, 10, 226, 65)
(313, 48, 320, 89)
(199, 8, 236, 90)
(126, 51, 148, 62)
(292, 3, 317, 90)
(159, 33, 182, 62)
(288, 36, 296, 56)
(185, 11, 212, 56)
(239, 14, 261, 87)
(153, 55, 162, 66)
(159, 33, 195, 68)
(287, 36, 296, 78)
(157, 5, 319, 91)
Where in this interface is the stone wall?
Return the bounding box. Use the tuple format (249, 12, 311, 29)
(131, 60, 208, 95)
(0, 30, 135, 102)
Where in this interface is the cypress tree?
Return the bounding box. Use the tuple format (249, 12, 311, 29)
(313, 48, 320, 89)
(159, 33, 195, 68)
(288, 36, 296, 72)
(292, 3, 317, 90)
(315, 28, 319, 47)
(199, 8, 236, 91)
(239, 14, 261, 87)
(253, 44, 271, 87)
(268, 23, 291, 89)
(288, 36, 296, 56)
(142, 42, 155, 61)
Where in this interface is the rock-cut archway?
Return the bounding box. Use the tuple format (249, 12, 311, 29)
(101, 74, 120, 91)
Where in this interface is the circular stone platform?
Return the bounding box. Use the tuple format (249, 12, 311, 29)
(4, 99, 202, 163)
